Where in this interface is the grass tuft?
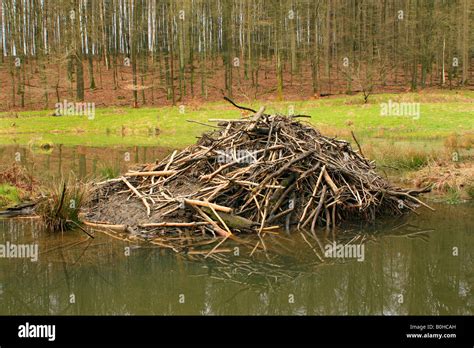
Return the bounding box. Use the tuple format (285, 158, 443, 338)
(36, 177, 90, 232)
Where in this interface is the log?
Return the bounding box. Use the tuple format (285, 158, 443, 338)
(183, 199, 232, 213)
(201, 207, 257, 230)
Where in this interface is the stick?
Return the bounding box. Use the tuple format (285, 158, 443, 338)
(68, 220, 95, 238)
(207, 200, 233, 235)
(298, 165, 326, 228)
(164, 150, 178, 171)
(323, 169, 339, 194)
(246, 106, 266, 132)
(184, 199, 232, 213)
(121, 176, 151, 216)
(82, 220, 128, 232)
(386, 190, 435, 211)
(208, 119, 251, 123)
(139, 222, 211, 228)
(193, 206, 230, 237)
(256, 150, 315, 190)
(125, 170, 176, 177)
(186, 119, 220, 128)
(223, 96, 257, 113)
(351, 130, 365, 158)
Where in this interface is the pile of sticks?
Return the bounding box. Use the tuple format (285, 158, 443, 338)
(85, 104, 431, 254)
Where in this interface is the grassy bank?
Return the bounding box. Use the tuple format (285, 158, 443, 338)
(0, 90, 472, 147)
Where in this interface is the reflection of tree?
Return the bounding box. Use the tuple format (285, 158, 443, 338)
(407, 240, 430, 314)
(0, 145, 171, 185)
(0, 204, 472, 315)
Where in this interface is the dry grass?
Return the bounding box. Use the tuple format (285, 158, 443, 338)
(409, 161, 474, 200)
(0, 163, 38, 196)
(444, 132, 474, 151)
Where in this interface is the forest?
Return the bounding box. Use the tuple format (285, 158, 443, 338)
(0, 0, 472, 110)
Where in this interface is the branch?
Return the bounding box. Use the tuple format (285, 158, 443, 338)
(223, 96, 256, 114)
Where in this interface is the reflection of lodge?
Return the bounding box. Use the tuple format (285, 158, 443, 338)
(0, 207, 471, 316)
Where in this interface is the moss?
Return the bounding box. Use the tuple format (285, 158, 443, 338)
(0, 184, 21, 208)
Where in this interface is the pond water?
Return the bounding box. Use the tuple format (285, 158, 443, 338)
(0, 145, 472, 315)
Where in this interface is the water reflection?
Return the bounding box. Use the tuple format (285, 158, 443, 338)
(0, 202, 472, 315)
(0, 144, 171, 182)
(0, 144, 472, 315)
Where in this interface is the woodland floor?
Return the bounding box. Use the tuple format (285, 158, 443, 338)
(1, 58, 473, 112)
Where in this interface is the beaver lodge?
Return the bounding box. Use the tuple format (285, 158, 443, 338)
(83, 103, 432, 257)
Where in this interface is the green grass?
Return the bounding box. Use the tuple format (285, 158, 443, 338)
(382, 151, 430, 170)
(467, 185, 474, 200)
(0, 183, 21, 208)
(0, 90, 472, 147)
(446, 187, 462, 205)
(36, 178, 90, 232)
(98, 164, 121, 180)
(362, 140, 436, 170)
